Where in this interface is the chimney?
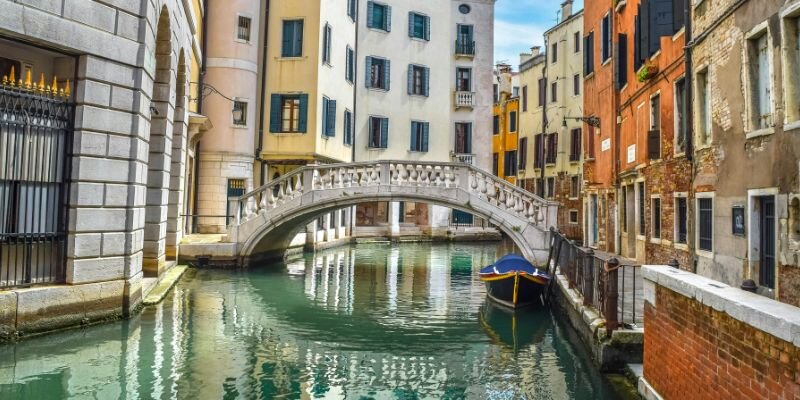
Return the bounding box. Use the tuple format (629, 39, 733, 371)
(561, 0, 573, 19)
(531, 46, 541, 57)
(496, 64, 513, 98)
(520, 52, 533, 65)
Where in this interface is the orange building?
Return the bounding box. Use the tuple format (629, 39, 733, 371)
(492, 65, 520, 184)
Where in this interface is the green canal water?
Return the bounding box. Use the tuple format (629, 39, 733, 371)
(0, 242, 630, 399)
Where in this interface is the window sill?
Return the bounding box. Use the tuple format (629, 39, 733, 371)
(569, 159, 580, 165)
(367, 147, 387, 151)
(745, 126, 774, 139)
(408, 93, 429, 98)
(615, 0, 627, 12)
(276, 56, 307, 61)
(636, 234, 646, 241)
(367, 87, 390, 93)
(672, 27, 685, 41)
(601, 58, 612, 67)
(568, 197, 579, 201)
(234, 39, 251, 45)
(407, 150, 428, 154)
(784, 120, 800, 132)
(367, 27, 390, 33)
(232, 124, 248, 129)
(322, 61, 333, 68)
(696, 249, 714, 259)
(674, 242, 689, 251)
(409, 36, 429, 43)
(584, 72, 595, 80)
(650, 238, 662, 245)
(271, 132, 305, 136)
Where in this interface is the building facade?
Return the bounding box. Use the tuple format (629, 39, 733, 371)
(691, 0, 800, 304)
(492, 64, 520, 184)
(517, 47, 546, 194)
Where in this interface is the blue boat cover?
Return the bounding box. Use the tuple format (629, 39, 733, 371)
(479, 254, 538, 275)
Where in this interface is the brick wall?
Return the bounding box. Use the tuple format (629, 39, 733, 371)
(780, 265, 800, 308)
(554, 172, 583, 241)
(644, 284, 800, 399)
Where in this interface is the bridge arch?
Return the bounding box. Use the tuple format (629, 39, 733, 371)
(226, 162, 559, 265)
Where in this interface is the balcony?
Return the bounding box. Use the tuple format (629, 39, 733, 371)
(451, 153, 475, 165)
(455, 40, 475, 57)
(454, 91, 476, 108)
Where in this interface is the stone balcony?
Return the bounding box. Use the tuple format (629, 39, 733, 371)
(454, 91, 476, 109)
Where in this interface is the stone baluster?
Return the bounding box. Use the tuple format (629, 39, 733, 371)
(294, 175, 303, 196)
(400, 164, 409, 184)
(371, 165, 380, 185)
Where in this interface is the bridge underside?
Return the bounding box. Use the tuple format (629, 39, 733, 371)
(227, 185, 553, 267)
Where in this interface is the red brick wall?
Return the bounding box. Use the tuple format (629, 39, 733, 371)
(644, 286, 800, 399)
(780, 265, 800, 308)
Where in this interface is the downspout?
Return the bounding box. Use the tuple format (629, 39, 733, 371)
(256, 0, 270, 185)
(612, 8, 622, 253)
(351, 0, 359, 163)
(683, 0, 697, 273)
(539, 37, 548, 198)
(191, 0, 210, 231)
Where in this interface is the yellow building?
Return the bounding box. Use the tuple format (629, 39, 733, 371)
(492, 65, 519, 185)
(517, 48, 545, 193)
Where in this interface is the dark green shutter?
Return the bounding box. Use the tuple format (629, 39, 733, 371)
(365, 57, 373, 88)
(424, 15, 430, 41)
(328, 100, 336, 136)
(380, 118, 389, 148)
(410, 121, 416, 150)
(385, 5, 392, 31)
(269, 94, 281, 132)
(422, 122, 429, 152)
(298, 94, 308, 133)
(282, 22, 291, 57)
(408, 12, 414, 37)
(407, 65, 414, 94)
(367, 2, 374, 27)
(384, 60, 391, 91)
(423, 67, 430, 96)
(321, 97, 328, 136)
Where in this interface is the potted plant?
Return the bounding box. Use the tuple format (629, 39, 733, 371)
(636, 63, 658, 83)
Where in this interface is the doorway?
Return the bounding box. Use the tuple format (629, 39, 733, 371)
(757, 196, 776, 289)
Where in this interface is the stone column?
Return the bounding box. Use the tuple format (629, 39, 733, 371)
(323, 213, 332, 242)
(389, 201, 401, 238)
(305, 220, 317, 250)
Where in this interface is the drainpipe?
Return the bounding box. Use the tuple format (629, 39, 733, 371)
(351, 0, 359, 163)
(539, 37, 548, 198)
(191, 0, 210, 231)
(612, 9, 622, 254)
(683, 0, 697, 272)
(256, 0, 270, 185)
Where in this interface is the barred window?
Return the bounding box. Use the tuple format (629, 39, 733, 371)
(237, 16, 252, 42)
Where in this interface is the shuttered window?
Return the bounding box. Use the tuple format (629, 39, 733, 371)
(269, 94, 308, 133)
(676, 197, 687, 244)
(408, 12, 430, 41)
(534, 134, 544, 168)
(367, 2, 391, 32)
(347, 0, 356, 20)
(675, 78, 687, 153)
(321, 96, 336, 137)
(492, 153, 499, 175)
(569, 128, 581, 162)
(455, 123, 472, 153)
(282, 20, 304, 57)
(573, 74, 580, 95)
(648, 94, 661, 160)
(698, 198, 713, 251)
(407, 65, 430, 96)
(652, 197, 661, 239)
(346, 46, 354, 83)
(509, 111, 517, 132)
(504, 151, 518, 177)
(366, 56, 390, 90)
(493, 115, 500, 135)
(368, 116, 389, 148)
(546, 177, 555, 199)
(584, 31, 595, 75)
(518, 137, 528, 169)
(538, 78, 546, 106)
(344, 110, 353, 145)
(410, 121, 429, 152)
(322, 24, 332, 65)
(570, 176, 580, 199)
(617, 33, 628, 88)
(545, 133, 557, 164)
(601, 14, 611, 62)
(754, 33, 772, 129)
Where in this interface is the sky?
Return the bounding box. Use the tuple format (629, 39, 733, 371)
(494, 0, 584, 69)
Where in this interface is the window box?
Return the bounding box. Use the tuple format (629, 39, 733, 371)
(636, 63, 658, 83)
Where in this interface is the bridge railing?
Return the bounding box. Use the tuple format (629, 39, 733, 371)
(546, 229, 644, 334)
(230, 160, 558, 233)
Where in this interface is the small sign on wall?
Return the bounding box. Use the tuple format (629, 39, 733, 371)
(732, 206, 746, 236)
(627, 144, 636, 163)
(601, 138, 611, 152)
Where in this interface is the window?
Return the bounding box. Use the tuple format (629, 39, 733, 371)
(493, 84, 499, 103)
(410, 121, 429, 152)
(652, 197, 661, 239)
(545, 133, 557, 164)
(509, 111, 517, 132)
(675, 78, 687, 153)
(282, 20, 304, 57)
(237, 16, 252, 42)
(569, 210, 579, 224)
(366, 56, 390, 90)
(675, 196, 687, 244)
(493, 115, 500, 135)
(638, 182, 645, 236)
(570, 176, 580, 199)
(621, 187, 628, 233)
(348, 0, 356, 20)
(492, 153, 499, 175)
(587, 125, 595, 159)
(455, 122, 472, 153)
(696, 68, 710, 145)
(601, 13, 611, 62)
(538, 78, 546, 106)
(367, 2, 391, 32)
(574, 31, 581, 53)
(784, 15, 800, 123)
(368, 116, 389, 148)
(569, 128, 581, 162)
(227, 179, 246, 198)
(698, 197, 713, 252)
(269, 94, 308, 133)
(749, 31, 772, 130)
(617, 33, 628, 89)
(518, 137, 528, 170)
(546, 177, 555, 199)
(344, 110, 353, 145)
(534, 134, 544, 168)
(551, 81, 558, 103)
(322, 24, 332, 65)
(573, 74, 580, 96)
(409, 12, 430, 41)
(551, 42, 558, 63)
(456, 24, 475, 55)
(513, 86, 520, 98)
(459, 4, 471, 14)
(346, 46, 355, 83)
(321, 96, 336, 137)
(456, 68, 472, 91)
(648, 94, 661, 160)
(504, 151, 518, 176)
(233, 101, 247, 126)
(584, 31, 595, 76)
(522, 86, 528, 111)
(408, 65, 430, 96)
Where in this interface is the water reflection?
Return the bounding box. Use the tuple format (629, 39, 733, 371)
(0, 241, 621, 399)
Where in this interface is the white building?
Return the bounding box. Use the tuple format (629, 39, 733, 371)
(353, 0, 496, 239)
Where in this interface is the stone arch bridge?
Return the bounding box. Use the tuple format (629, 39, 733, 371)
(225, 161, 559, 265)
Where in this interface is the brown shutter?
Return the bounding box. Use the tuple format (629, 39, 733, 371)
(648, 130, 661, 160)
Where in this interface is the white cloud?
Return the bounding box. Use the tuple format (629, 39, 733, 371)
(494, 20, 545, 69)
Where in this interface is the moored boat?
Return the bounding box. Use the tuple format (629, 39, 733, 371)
(479, 254, 550, 308)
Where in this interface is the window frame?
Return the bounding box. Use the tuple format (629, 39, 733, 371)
(368, 116, 389, 149)
(346, 46, 355, 83)
(695, 67, 711, 147)
(651, 195, 662, 242)
(696, 193, 715, 255)
(367, 56, 390, 90)
(674, 76, 687, 155)
(322, 23, 333, 66)
(236, 14, 253, 43)
(569, 209, 579, 224)
(744, 22, 774, 137)
(232, 99, 248, 127)
(409, 12, 430, 41)
(280, 95, 301, 133)
(601, 12, 612, 63)
(281, 19, 304, 58)
(368, 1, 391, 32)
(569, 175, 580, 200)
(674, 192, 689, 248)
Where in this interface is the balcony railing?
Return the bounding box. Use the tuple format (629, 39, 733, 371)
(454, 91, 476, 108)
(455, 40, 475, 56)
(451, 153, 475, 165)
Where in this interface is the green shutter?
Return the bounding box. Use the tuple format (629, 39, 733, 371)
(281, 22, 291, 57)
(367, 2, 375, 28)
(328, 100, 336, 136)
(407, 65, 414, 94)
(424, 15, 430, 41)
(269, 94, 281, 132)
(298, 94, 308, 133)
(385, 5, 392, 31)
(380, 118, 389, 148)
(408, 12, 414, 37)
(422, 122, 429, 152)
(384, 59, 391, 91)
(410, 121, 417, 150)
(321, 97, 328, 136)
(365, 57, 373, 88)
(423, 67, 430, 97)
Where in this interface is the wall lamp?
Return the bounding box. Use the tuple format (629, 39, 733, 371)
(189, 82, 242, 122)
(563, 115, 601, 128)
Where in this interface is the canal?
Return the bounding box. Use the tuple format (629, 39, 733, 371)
(0, 242, 631, 399)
